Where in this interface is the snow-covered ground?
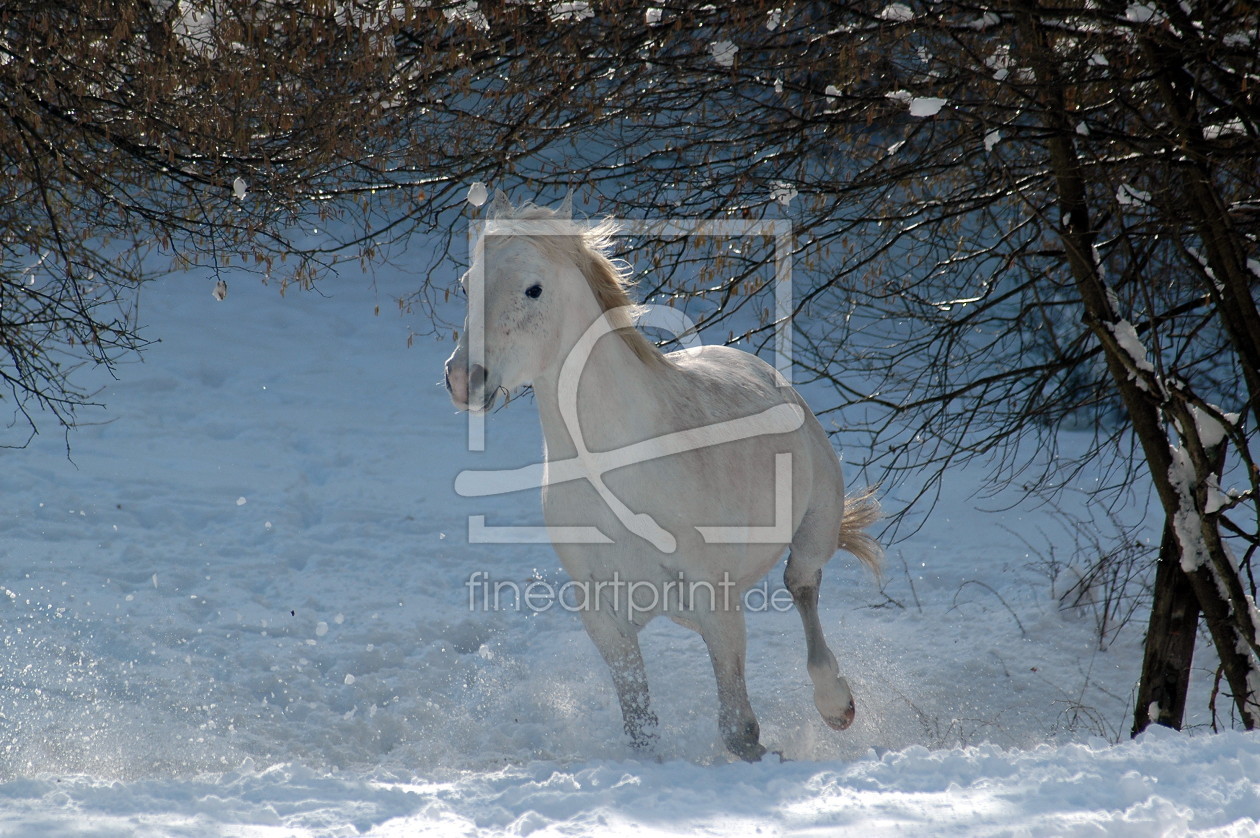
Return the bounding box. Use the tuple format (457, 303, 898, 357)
(2, 240, 1258, 836)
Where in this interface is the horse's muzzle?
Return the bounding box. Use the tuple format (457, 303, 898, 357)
(445, 358, 492, 412)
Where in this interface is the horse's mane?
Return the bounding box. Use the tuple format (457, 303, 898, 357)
(486, 201, 669, 368)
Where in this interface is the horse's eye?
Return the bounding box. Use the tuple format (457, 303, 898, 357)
(525, 283, 542, 299)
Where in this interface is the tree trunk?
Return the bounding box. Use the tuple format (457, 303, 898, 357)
(1132, 523, 1200, 736)
(1015, 0, 1260, 729)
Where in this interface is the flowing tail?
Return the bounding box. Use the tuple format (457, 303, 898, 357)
(839, 486, 883, 577)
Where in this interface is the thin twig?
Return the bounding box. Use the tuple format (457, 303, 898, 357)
(952, 579, 1028, 638)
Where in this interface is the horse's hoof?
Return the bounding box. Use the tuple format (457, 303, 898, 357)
(824, 700, 856, 731)
(629, 729, 659, 753)
(725, 720, 766, 762)
(626, 720, 660, 756)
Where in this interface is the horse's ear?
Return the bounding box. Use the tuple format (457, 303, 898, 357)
(489, 189, 513, 219)
(558, 189, 574, 219)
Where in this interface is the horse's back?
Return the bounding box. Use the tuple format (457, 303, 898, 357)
(664, 344, 840, 473)
(664, 344, 793, 405)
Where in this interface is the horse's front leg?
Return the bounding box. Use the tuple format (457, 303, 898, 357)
(698, 607, 766, 762)
(577, 607, 658, 750)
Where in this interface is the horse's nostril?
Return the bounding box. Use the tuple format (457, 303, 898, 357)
(469, 364, 486, 390)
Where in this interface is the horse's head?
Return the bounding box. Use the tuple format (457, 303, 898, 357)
(445, 198, 655, 413)
(444, 230, 570, 412)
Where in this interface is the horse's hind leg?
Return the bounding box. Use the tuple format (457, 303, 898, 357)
(578, 608, 658, 750)
(785, 517, 856, 730)
(698, 607, 766, 762)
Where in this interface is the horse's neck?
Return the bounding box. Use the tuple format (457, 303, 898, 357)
(532, 315, 663, 463)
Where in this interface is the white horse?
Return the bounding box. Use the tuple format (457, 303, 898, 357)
(444, 198, 881, 761)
